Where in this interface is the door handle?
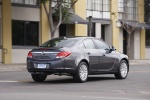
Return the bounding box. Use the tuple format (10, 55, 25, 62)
(87, 52, 91, 55)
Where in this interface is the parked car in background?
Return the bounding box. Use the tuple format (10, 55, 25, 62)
(27, 36, 129, 83)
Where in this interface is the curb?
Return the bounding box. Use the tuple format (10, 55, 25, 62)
(0, 67, 26, 72)
(0, 60, 150, 72)
(0, 63, 26, 72)
(129, 60, 150, 65)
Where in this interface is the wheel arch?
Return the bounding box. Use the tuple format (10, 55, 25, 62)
(79, 59, 89, 69)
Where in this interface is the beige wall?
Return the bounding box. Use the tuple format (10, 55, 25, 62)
(0, 49, 2, 63)
(130, 32, 134, 59)
(105, 25, 112, 46)
(12, 6, 40, 21)
(0, 6, 1, 18)
(11, 6, 40, 63)
(2, 0, 12, 64)
(134, 30, 141, 59)
(40, 4, 50, 44)
(0, 6, 1, 46)
(110, 0, 120, 51)
(130, 30, 141, 59)
(146, 48, 150, 59)
(12, 49, 30, 63)
(139, 0, 145, 59)
(74, 0, 87, 36)
(119, 28, 123, 53)
(0, 18, 1, 46)
(95, 23, 101, 38)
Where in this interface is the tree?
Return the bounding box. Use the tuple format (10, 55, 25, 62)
(121, 0, 140, 58)
(38, 0, 78, 38)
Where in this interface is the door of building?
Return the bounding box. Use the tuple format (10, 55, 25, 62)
(59, 24, 66, 37)
(123, 29, 127, 54)
(101, 25, 105, 41)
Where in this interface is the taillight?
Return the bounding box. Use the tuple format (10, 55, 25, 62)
(56, 51, 71, 58)
(27, 52, 33, 58)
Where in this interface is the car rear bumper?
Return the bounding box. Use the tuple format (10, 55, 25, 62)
(27, 58, 77, 75)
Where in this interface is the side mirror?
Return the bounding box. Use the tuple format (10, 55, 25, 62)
(111, 46, 116, 51)
(105, 48, 112, 54)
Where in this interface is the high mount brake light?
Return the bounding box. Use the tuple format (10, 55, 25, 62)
(56, 52, 71, 58)
(39, 48, 48, 50)
(27, 52, 33, 58)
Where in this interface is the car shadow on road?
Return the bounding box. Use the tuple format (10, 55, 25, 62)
(88, 76, 116, 82)
(27, 76, 116, 84)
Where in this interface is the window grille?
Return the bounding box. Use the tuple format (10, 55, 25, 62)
(86, 0, 110, 19)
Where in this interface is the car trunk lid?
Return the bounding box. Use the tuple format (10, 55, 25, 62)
(30, 47, 70, 60)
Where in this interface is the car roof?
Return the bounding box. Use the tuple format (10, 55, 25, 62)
(57, 36, 96, 39)
(52, 36, 104, 43)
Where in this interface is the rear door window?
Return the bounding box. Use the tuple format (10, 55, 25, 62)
(82, 39, 96, 49)
(78, 42, 86, 49)
(41, 38, 79, 47)
(92, 39, 109, 50)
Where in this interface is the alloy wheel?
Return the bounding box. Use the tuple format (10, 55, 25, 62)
(120, 62, 128, 78)
(79, 64, 88, 81)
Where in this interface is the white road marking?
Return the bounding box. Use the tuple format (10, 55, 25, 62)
(0, 80, 19, 83)
(80, 96, 148, 100)
(139, 91, 150, 95)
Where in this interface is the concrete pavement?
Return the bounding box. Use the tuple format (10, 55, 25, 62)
(0, 63, 26, 72)
(0, 60, 150, 72)
(0, 65, 150, 100)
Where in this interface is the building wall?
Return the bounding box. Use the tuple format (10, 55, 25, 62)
(130, 32, 135, 59)
(11, 6, 40, 63)
(0, 6, 40, 63)
(0, 18, 1, 63)
(12, 49, 30, 63)
(66, 24, 74, 36)
(95, 23, 101, 38)
(0, 49, 1, 63)
(105, 25, 112, 46)
(130, 30, 141, 59)
(146, 48, 150, 59)
(134, 30, 141, 59)
(0, 19, 1, 47)
(0, 6, 1, 64)
(12, 6, 40, 21)
(74, 0, 87, 36)
(119, 28, 123, 53)
(0, 6, 1, 47)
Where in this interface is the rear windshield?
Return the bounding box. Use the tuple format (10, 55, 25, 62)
(40, 38, 79, 47)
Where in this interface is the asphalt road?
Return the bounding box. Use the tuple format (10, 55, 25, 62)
(0, 65, 150, 100)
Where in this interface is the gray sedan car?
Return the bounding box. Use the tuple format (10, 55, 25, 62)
(27, 37, 129, 83)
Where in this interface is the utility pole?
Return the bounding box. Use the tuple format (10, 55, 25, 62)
(88, 16, 92, 37)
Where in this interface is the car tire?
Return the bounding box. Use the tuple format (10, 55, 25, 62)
(73, 62, 88, 83)
(115, 60, 129, 79)
(31, 74, 47, 82)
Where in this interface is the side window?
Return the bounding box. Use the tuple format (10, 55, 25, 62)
(78, 42, 85, 49)
(82, 39, 96, 49)
(93, 39, 109, 50)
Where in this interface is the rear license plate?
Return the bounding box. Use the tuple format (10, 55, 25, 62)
(37, 64, 47, 69)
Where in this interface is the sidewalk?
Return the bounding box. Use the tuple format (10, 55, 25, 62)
(0, 63, 26, 72)
(0, 60, 150, 72)
(129, 60, 150, 65)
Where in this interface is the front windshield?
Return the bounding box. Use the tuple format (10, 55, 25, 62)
(40, 38, 79, 47)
